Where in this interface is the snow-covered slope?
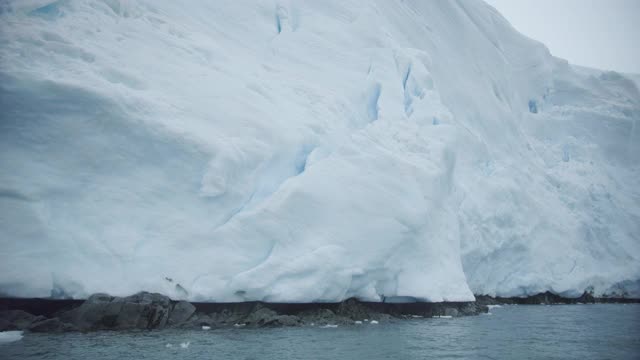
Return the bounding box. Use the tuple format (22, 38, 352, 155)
(1, 0, 638, 301)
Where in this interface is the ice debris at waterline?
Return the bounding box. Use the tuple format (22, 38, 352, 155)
(0, 331, 23, 343)
(0, 0, 639, 302)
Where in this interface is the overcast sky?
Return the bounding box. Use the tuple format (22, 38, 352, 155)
(485, 0, 640, 74)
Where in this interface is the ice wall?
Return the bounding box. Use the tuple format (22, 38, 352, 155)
(0, 0, 638, 301)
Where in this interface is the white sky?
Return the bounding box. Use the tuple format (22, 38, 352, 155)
(485, 0, 640, 74)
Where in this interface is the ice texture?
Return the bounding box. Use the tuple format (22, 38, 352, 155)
(0, 331, 24, 343)
(0, 0, 638, 301)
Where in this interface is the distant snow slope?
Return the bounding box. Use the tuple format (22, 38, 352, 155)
(0, 0, 638, 301)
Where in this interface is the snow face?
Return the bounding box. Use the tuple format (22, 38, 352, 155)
(0, 0, 638, 301)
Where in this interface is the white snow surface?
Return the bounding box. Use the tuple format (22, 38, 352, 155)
(0, 0, 638, 302)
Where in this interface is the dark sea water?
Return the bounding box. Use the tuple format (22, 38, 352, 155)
(2, 304, 639, 359)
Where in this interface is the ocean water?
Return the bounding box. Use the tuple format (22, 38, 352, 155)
(2, 304, 639, 359)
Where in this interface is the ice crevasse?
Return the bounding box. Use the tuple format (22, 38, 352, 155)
(0, 0, 638, 302)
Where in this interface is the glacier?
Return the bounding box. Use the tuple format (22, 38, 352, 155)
(0, 0, 638, 302)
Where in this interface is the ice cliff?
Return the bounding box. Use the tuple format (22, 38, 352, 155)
(1, 0, 638, 301)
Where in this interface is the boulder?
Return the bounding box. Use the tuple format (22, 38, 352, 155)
(168, 301, 196, 326)
(243, 304, 278, 326)
(243, 304, 301, 327)
(63, 292, 172, 330)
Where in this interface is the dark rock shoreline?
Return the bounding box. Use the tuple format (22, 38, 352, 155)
(0, 291, 636, 333)
(475, 291, 640, 306)
(0, 292, 485, 332)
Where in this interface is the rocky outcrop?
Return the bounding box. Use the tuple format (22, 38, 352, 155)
(335, 298, 374, 320)
(475, 291, 610, 306)
(0, 310, 76, 332)
(60, 292, 172, 331)
(454, 302, 488, 316)
(242, 304, 302, 327)
(4, 290, 639, 333)
(1, 292, 179, 332)
(0, 310, 45, 331)
(167, 301, 196, 325)
(1, 292, 490, 332)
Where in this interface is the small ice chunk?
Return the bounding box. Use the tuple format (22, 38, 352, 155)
(234, 323, 246, 327)
(432, 315, 452, 319)
(364, 319, 369, 322)
(487, 305, 502, 309)
(201, 325, 211, 330)
(411, 315, 423, 318)
(370, 320, 379, 324)
(165, 343, 173, 348)
(0, 331, 24, 343)
(320, 324, 338, 328)
(180, 341, 190, 349)
(354, 321, 363, 324)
